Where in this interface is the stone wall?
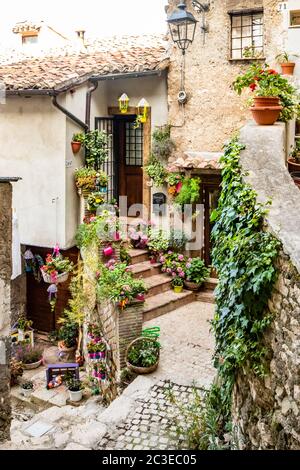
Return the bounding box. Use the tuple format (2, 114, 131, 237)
(0, 182, 12, 441)
(230, 122, 300, 449)
(167, 0, 284, 159)
(10, 274, 26, 326)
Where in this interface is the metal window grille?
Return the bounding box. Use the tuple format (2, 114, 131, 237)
(230, 11, 264, 59)
(125, 122, 143, 166)
(95, 117, 115, 202)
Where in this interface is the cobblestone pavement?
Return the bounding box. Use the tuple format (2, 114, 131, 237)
(98, 301, 216, 450)
(99, 380, 197, 450)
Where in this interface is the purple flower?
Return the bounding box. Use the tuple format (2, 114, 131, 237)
(186, 263, 191, 269)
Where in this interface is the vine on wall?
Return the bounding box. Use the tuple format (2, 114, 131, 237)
(208, 137, 281, 441)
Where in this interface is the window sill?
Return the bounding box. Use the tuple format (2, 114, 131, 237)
(228, 57, 266, 63)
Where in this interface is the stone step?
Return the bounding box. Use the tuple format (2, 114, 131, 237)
(142, 290, 195, 321)
(195, 289, 215, 304)
(203, 277, 218, 291)
(144, 274, 172, 298)
(128, 248, 149, 265)
(129, 261, 161, 279)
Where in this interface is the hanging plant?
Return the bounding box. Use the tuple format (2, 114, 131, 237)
(80, 130, 109, 169)
(152, 125, 175, 159)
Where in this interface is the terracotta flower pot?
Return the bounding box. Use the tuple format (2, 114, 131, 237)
(280, 62, 295, 76)
(71, 141, 81, 154)
(288, 158, 300, 173)
(290, 172, 300, 189)
(184, 280, 201, 291)
(251, 97, 282, 125)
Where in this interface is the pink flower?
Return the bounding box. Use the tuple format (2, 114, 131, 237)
(178, 254, 184, 261)
(172, 272, 176, 277)
(161, 267, 166, 272)
(186, 263, 191, 269)
(166, 268, 171, 273)
(160, 256, 165, 263)
(177, 267, 183, 273)
(179, 272, 185, 278)
(109, 266, 115, 271)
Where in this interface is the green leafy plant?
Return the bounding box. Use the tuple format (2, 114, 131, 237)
(233, 63, 299, 122)
(127, 338, 160, 368)
(185, 258, 210, 285)
(147, 229, 169, 255)
(87, 192, 105, 212)
(17, 316, 32, 331)
(76, 211, 120, 248)
(290, 140, 300, 162)
(276, 51, 298, 63)
(208, 137, 280, 437)
(168, 228, 188, 251)
(72, 132, 84, 143)
(57, 322, 78, 348)
(152, 125, 175, 159)
(80, 130, 109, 169)
(175, 177, 201, 205)
(171, 276, 184, 287)
(145, 155, 168, 187)
(74, 167, 97, 190)
(65, 378, 84, 392)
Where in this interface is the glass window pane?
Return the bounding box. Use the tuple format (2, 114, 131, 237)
(232, 16, 241, 27)
(242, 37, 251, 48)
(232, 27, 241, 38)
(232, 38, 241, 49)
(231, 49, 242, 59)
(242, 15, 251, 26)
(253, 24, 262, 35)
(242, 26, 251, 37)
(253, 36, 263, 47)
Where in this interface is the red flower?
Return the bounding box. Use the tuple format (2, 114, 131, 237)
(268, 69, 277, 75)
(249, 83, 257, 91)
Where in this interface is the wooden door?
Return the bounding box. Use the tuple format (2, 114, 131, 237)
(116, 118, 143, 209)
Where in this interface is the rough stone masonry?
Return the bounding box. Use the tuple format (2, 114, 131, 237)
(0, 181, 13, 441)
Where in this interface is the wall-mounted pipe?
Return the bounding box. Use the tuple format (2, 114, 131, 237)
(85, 81, 98, 130)
(52, 95, 88, 131)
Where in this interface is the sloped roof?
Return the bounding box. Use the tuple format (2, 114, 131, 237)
(171, 151, 223, 170)
(12, 20, 42, 34)
(0, 34, 169, 92)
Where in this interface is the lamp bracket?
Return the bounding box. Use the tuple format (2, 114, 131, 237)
(191, 1, 210, 45)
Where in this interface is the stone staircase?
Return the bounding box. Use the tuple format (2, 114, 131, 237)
(128, 248, 216, 321)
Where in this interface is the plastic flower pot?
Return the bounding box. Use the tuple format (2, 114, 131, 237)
(99, 186, 108, 193)
(173, 285, 183, 294)
(21, 387, 33, 398)
(113, 232, 121, 241)
(100, 373, 106, 380)
(88, 353, 93, 359)
(69, 389, 83, 402)
(103, 246, 113, 257)
(99, 351, 106, 359)
(135, 293, 145, 302)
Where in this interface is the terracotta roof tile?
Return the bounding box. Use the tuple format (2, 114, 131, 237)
(0, 34, 169, 91)
(172, 151, 223, 170)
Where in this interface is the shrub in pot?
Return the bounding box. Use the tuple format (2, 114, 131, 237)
(172, 275, 184, 293)
(74, 167, 97, 194)
(71, 132, 84, 154)
(184, 258, 210, 291)
(20, 380, 34, 398)
(288, 141, 300, 173)
(233, 63, 298, 125)
(65, 378, 84, 402)
(126, 337, 160, 374)
(14, 344, 43, 370)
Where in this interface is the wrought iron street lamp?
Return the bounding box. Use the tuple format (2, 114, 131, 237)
(167, 1, 197, 55)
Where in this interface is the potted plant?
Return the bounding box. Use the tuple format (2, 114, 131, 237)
(276, 52, 297, 76)
(97, 171, 109, 193)
(65, 378, 84, 402)
(15, 344, 43, 370)
(10, 358, 23, 386)
(147, 229, 169, 261)
(184, 258, 210, 291)
(40, 246, 73, 284)
(71, 133, 84, 154)
(17, 316, 33, 342)
(290, 172, 300, 189)
(126, 337, 160, 374)
(288, 141, 300, 173)
(74, 167, 97, 195)
(57, 322, 78, 360)
(80, 130, 109, 168)
(172, 276, 184, 294)
(87, 192, 105, 213)
(233, 63, 298, 125)
(174, 177, 201, 205)
(20, 380, 34, 398)
(145, 155, 168, 187)
(166, 173, 183, 198)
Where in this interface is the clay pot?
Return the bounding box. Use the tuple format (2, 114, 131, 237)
(290, 172, 300, 189)
(251, 96, 282, 125)
(280, 62, 295, 76)
(184, 280, 201, 291)
(71, 141, 81, 154)
(288, 158, 300, 173)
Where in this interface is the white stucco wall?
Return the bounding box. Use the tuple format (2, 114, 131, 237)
(0, 96, 67, 248)
(281, 0, 300, 81)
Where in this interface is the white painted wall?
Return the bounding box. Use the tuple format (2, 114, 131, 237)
(281, 0, 300, 81)
(0, 96, 67, 248)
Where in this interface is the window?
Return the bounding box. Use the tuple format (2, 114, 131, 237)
(230, 11, 264, 59)
(290, 10, 300, 27)
(125, 122, 143, 166)
(22, 34, 38, 45)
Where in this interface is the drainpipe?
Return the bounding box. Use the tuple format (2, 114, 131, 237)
(52, 95, 88, 131)
(85, 81, 98, 130)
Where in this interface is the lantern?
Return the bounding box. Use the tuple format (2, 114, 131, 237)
(167, 1, 197, 54)
(118, 93, 129, 114)
(137, 98, 150, 123)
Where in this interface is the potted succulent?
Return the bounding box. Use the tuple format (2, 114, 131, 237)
(126, 337, 160, 374)
(15, 344, 43, 370)
(71, 132, 84, 154)
(288, 141, 300, 173)
(184, 258, 210, 291)
(65, 378, 84, 402)
(233, 63, 298, 125)
(172, 276, 184, 294)
(74, 167, 97, 195)
(20, 380, 34, 398)
(276, 52, 297, 76)
(17, 315, 33, 342)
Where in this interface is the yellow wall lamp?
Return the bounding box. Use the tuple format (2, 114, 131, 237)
(137, 98, 150, 124)
(118, 93, 130, 113)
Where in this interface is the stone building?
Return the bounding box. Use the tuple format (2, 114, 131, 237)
(166, 0, 298, 158)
